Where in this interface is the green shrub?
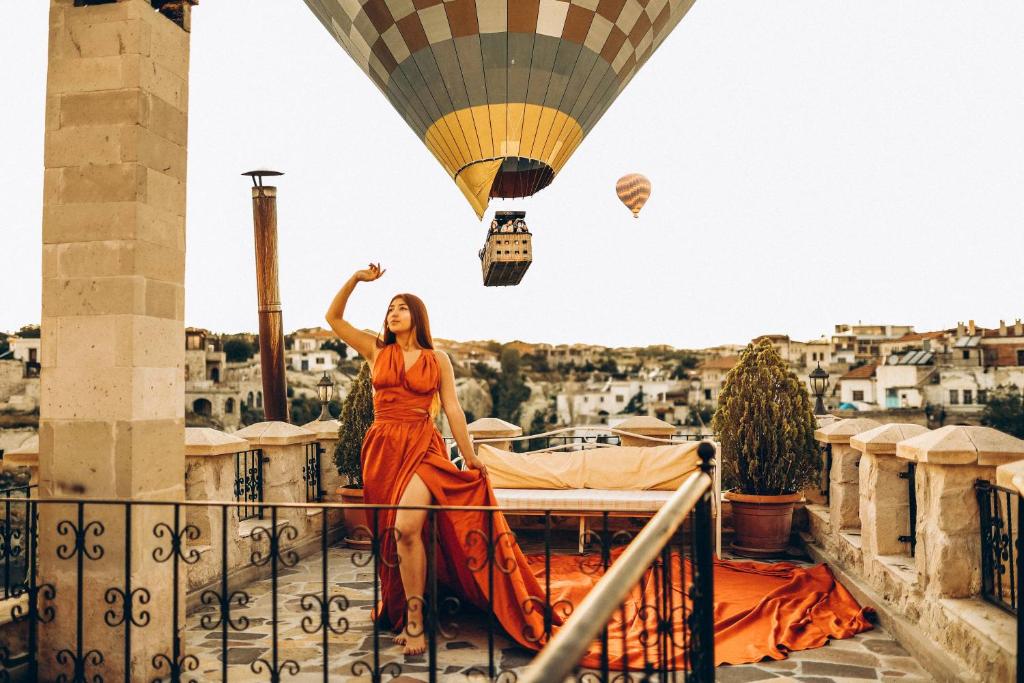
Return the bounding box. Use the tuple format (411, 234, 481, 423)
(334, 362, 374, 488)
(712, 338, 819, 495)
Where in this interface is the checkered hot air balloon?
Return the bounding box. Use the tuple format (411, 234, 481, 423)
(616, 173, 651, 217)
(303, 0, 696, 218)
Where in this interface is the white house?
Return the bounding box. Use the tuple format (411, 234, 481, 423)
(286, 350, 339, 372)
(838, 363, 877, 407)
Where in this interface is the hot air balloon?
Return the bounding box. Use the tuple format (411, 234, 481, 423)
(616, 173, 651, 217)
(302, 1, 696, 218)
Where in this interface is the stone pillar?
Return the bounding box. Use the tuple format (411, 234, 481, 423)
(234, 421, 316, 539)
(303, 418, 344, 528)
(38, 1, 192, 678)
(615, 415, 677, 447)
(852, 423, 928, 560)
(898, 426, 1024, 598)
(467, 417, 522, 455)
(815, 418, 881, 532)
(183, 427, 248, 592)
(2, 435, 39, 485)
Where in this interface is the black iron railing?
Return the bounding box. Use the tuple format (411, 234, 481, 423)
(976, 479, 1019, 615)
(821, 444, 833, 504)
(898, 462, 917, 556)
(233, 448, 264, 521)
(1, 483, 35, 601)
(0, 450, 718, 681)
(302, 443, 324, 503)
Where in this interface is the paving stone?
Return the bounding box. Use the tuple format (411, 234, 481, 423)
(717, 666, 779, 682)
(788, 646, 880, 668)
(795, 678, 835, 683)
(759, 658, 799, 671)
(862, 639, 909, 656)
(802, 661, 878, 679)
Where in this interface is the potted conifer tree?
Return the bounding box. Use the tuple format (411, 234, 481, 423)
(335, 361, 374, 548)
(712, 338, 820, 557)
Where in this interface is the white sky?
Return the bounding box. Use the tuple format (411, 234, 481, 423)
(2, 2, 1022, 349)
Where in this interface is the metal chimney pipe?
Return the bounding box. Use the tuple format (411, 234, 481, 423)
(244, 170, 289, 422)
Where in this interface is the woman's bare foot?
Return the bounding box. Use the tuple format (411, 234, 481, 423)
(394, 624, 426, 656)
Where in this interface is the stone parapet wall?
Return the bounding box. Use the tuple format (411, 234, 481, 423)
(805, 419, 1024, 681)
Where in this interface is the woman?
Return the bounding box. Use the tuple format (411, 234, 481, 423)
(325, 263, 551, 657)
(326, 264, 874, 668)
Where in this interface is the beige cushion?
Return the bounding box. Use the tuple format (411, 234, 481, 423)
(493, 488, 674, 512)
(477, 442, 700, 491)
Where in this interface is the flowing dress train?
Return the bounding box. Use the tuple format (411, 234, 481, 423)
(360, 344, 872, 669)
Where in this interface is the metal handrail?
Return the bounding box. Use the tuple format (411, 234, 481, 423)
(519, 444, 715, 683)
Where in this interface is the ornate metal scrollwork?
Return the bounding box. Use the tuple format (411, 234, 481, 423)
(350, 660, 402, 679)
(250, 657, 300, 680)
(152, 522, 201, 565)
(520, 596, 574, 644)
(103, 586, 151, 628)
(198, 588, 250, 631)
(250, 522, 300, 568)
(151, 652, 199, 682)
(56, 519, 104, 561)
(55, 648, 103, 683)
(299, 593, 349, 635)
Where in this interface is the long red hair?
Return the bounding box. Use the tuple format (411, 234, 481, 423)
(376, 293, 440, 417)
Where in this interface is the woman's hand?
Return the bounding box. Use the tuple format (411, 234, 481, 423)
(464, 454, 489, 480)
(353, 262, 385, 283)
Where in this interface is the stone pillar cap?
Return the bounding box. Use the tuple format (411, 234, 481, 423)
(185, 428, 250, 457)
(850, 423, 929, 456)
(614, 415, 676, 435)
(896, 425, 1024, 465)
(301, 418, 342, 439)
(234, 421, 316, 446)
(5, 434, 38, 457)
(467, 417, 522, 438)
(814, 417, 882, 444)
(996, 460, 1024, 495)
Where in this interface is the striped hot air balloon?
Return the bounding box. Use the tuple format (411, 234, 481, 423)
(303, 1, 696, 218)
(616, 173, 651, 217)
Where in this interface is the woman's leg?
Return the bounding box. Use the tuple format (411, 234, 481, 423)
(393, 472, 432, 656)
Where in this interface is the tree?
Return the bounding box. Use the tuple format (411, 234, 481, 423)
(0, 332, 8, 357)
(15, 324, 40, 339)
(982, 386, 1024, 438)
(712, 338, 819, 495)
(670, 354, 699, 379)
(289, 395, 341, 425)
(334, 362, 374, 488)
(597, 356, 618, 374)
(491, 347, 531, 424)
(224, 337, 256, 362)
(623, 389, 645, 414)
(321, 338, 348, 359)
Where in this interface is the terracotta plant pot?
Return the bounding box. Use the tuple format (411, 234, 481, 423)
(337, 486, 373, 550)
(725, 491, 802, 558)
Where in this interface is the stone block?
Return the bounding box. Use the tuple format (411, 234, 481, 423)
(115, 418, 185, 499)
(45, 124, 125, 167)
(139, 60, 188, 110)
(830, 444, 862, 530)
(54, 17, 151, 60)
(41, 274, 145, 318)
(58, 90, 144, 127)
(46, 95, 61, 131)
(142, 168, 186, 216)
(914, 463, 993, 598)
(55, 240, 136, 279)
(147, 21, 190, 78)
(137, 202, 186, 250)
(127, 125, 187, 181)
(43, 167, 62, 206)
(143, 279, 184, 319)
(860, 452, 913, 558)
(42, 245, 60, 279)
(115, 315, 184, 368)
(59, 163, 144, 204)
(43, 202, 139, 243)
(39, 418, 117, 495)
(145, 93, 188, 146)
(47, 54, 141, 94)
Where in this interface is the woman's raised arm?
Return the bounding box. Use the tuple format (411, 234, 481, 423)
(325, 263, 386, 362)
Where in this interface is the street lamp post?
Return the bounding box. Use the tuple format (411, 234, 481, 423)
(243, 169, 289, 422)
(689, 377, 706, 432)
(316, 372, 335, 421)
(809, 362, 830, 416)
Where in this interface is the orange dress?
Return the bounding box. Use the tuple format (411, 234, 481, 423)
(361, 343, 873, 668)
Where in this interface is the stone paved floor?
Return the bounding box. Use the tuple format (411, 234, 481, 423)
(184, 541, 933, 682)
